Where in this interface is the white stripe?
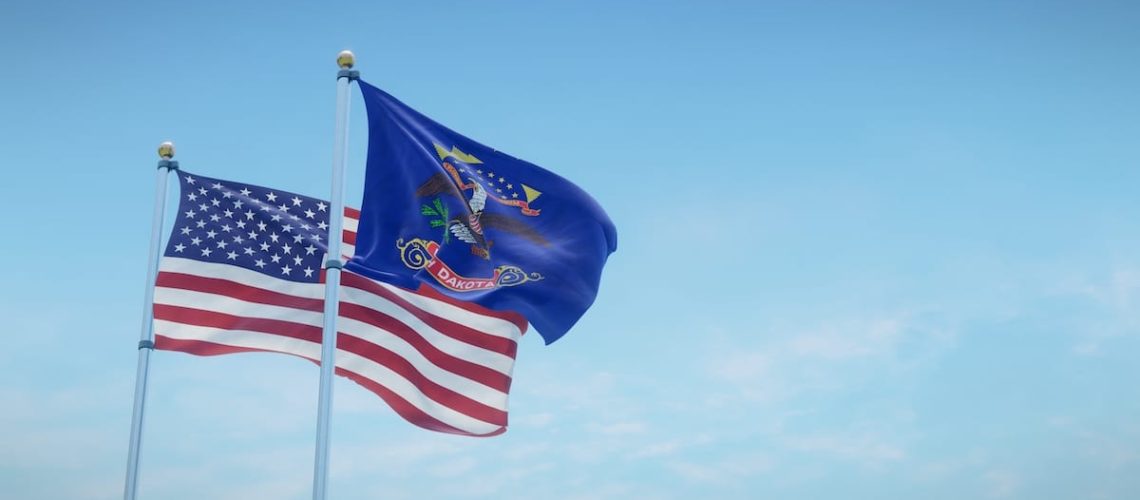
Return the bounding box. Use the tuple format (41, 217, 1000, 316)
(155, 322, 505, 435)
(343, 215, 358, 233)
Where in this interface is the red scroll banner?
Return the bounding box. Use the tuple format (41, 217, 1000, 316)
(420, 240, 500, 291)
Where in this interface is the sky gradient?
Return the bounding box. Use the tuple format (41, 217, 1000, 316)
(2, 1, 1139, 498)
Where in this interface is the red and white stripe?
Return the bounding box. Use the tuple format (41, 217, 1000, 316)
(152, 208, 526, 436)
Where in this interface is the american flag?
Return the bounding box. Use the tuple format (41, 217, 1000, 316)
(152, 171, 524, 436)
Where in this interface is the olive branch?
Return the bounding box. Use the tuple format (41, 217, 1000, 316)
(420, 197, 450, 243)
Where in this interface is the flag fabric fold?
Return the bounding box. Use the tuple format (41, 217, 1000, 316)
(153, 171, 523, 436)
(347, 80, 618, 344)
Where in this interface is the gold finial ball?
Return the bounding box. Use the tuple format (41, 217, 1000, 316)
(337, 50, 355, 69)
(158, 141, 175, 159)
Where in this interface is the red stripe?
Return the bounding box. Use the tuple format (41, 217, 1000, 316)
(156, 336, 504, 437)
(339, 301, 513, 392)
(343, 230, 356, 245)
(156, 271, 324, 312)
(341, 272, 521, 354)
(335, 334, 507, 426)
(155, 335, 269, 356)
(154, 304, 321, 344)
(344, 207, 361, 218)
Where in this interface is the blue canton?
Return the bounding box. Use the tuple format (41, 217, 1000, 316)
(164, 171, 332, 283)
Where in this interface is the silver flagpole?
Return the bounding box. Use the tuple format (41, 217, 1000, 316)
(123, 142, 178, 500)
(312, 50, 358, 500)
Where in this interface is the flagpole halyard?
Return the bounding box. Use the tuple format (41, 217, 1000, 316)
(123, 142, 178, 500)
(312, 50, 358, 500)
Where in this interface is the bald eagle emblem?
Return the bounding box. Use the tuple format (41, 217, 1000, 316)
(415, 170, 548, 260)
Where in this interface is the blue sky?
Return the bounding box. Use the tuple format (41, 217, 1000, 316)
(2, 1, 1140, 498)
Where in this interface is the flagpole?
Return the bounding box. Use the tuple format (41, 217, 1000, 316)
(312, 50, 358, 500)
(123, 142, 178, 500)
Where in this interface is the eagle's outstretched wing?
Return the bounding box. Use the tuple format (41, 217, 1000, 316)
(448, 221, 479, 244)
(481, 213, 549, 247)
(415, 173, 463, 200)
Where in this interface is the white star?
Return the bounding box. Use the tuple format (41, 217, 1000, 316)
(190, 237, 202, 246)
(305, 245, 317, 255)
(201, 248, 213, 257)
(270, 214, 282, 222)
(243, 247, 255, 255)
(254, 259, 266, 268)
(206, 230, 217, 239)
(222, 191, 233, 199)
(316, 201, 327, 212)
(300, 224, 311, 231)
(184, 210, 196, 218)
(198, 203, 208, 211)
(278, 203, 289, 213)
(211, 198, 221, 207)
(304, 209, 316, 219)
(269, 233, 280, 243)
(511, 193, 519, 198)
(292, 234, 304, 244)
(210, 214, 221, 222)
(303, 267, 314, 277)
(180, 226, 192, 235)
(281, 265, 292, 275)
(236, 220, 246, 229)
(259, 242, 271, 252)
(292, 196, 303, 206)
(221, 224, 232, 232)
(290, 214, 300, 221)
(247, 231, 258, 240)
(317, 221, 328, 230)
(211, 182, 223, 190)
(233, 199, 244, 209)
(245, 210, 255, 220)
(195, 220, 207, 228)
(223, 209, 234, 218)
(198, 187, 208, 195)
(187, 193, 198, 201)
(282, 244, 292, 254)
(266, 192, 278, 202)
(310, 234, 322, 242)
(216, 240, 227, 249)
(232, 235, 244, 244)
(281, 224, 293, 233)
(257, 221, 267, 231)
(226, 251, 238, 260)
(174, 243, 185, 252)
(240, 188, 252, 196)
(271, 254, 281, 263)
(293, 256, 303, 265)
(185, 175, 196, 184)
